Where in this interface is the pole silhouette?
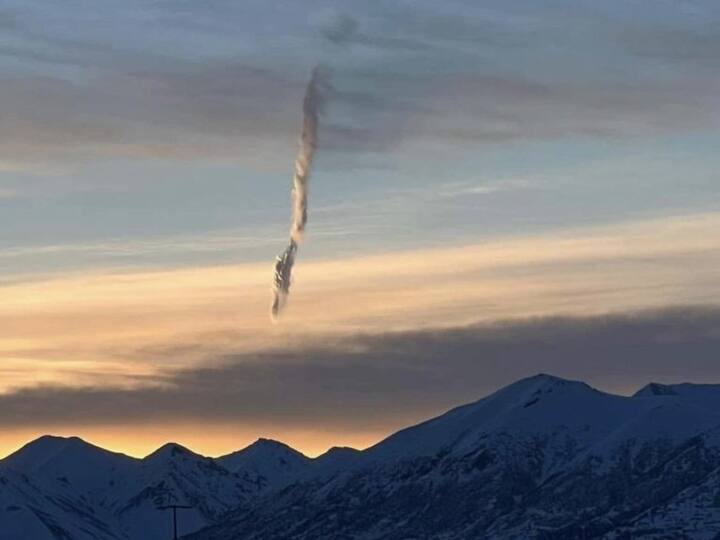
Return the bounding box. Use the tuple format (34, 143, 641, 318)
(158, 504, 192, 540)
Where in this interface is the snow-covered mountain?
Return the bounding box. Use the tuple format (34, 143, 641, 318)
(312, 446, 362, 474)
(0, 464, 122, 540)
(0, 437, 264, 540)
(5, 374, 720, 539)
(112, 443, 260, 540)
(217, 438, 312, 491)
(189, 374, 720, 540)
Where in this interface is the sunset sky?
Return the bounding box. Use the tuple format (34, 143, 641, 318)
(1, 0, 719, 458)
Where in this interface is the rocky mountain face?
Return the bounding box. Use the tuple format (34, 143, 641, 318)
(4, 374, 720, 539)
(217, 438, 312, 491)
(0, 437, 276, 539)
(189, 375, 720, 540)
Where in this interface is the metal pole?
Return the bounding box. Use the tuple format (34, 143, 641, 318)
(157, 504, 192, 540)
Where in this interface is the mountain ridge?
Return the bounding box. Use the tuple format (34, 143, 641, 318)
(7, 373, 720, 464)
(4, 373, 720, 539)
(187, 374, 720, 540)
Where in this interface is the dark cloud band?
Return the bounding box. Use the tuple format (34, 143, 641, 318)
(2, 305, 719, 432)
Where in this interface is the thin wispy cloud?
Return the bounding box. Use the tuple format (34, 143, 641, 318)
(0, 211, 717, 392)
(0, 0, 718, 460)
(0, 1, 717, 168)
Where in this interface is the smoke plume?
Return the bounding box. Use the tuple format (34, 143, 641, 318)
(271, 68, 325, 319)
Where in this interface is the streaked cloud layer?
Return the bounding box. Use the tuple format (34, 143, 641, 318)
(1, 0, 718, 268)
(0, 1, 718, 457)
(2, 212, 718, 377)
(1, 212, 718, 456)
(1, 306, 719, 458)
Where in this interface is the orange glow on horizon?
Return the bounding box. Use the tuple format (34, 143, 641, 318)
(0, 422, 392, 461)
(0, 212, 719, 454)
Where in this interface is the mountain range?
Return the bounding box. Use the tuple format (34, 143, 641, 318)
(3, 374, 720, 539)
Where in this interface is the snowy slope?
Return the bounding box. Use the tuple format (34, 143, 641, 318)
(362, 374, 637, 462)
(190, 374, 720, 540)
(0, 466, 123, 540)
(6, 374, 720, 539)
(217, 438, 311, 490)
(312, 446, 362, 475)
(112, 443, 262, 540)
(1, 439, 266, 540)
(3, 435, 138, 500)
(0, 436, 133, 540)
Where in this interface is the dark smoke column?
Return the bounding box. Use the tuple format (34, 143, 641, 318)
(271, 68, 324, 320)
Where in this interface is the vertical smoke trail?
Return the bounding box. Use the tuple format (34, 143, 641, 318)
(271, 68, 324, 320)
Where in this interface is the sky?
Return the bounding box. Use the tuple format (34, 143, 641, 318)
(0, 0, 719, 458)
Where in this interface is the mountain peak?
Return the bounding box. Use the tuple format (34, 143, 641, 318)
(249, 438, 296, 451)
(145, 442, 197, 461)
(7, 374, 720, 540)
(217, 438, 310, 489)
(2, 434, 130, 473)
(220, 438, 308, 462)
(314, 446, 361, 463)
(321, 446, 360, 455)
(313, 446, 362, 472)
(532, 372, 567, 382)
(514, 372, 592, 391)
(486, 373, 598, 411)
(19, 434, 86, 449)
(184, 374, 720, 540)
(633, 381, 720, 401)
(634, 382, 679, 397)
(364, 372, 620, 462)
